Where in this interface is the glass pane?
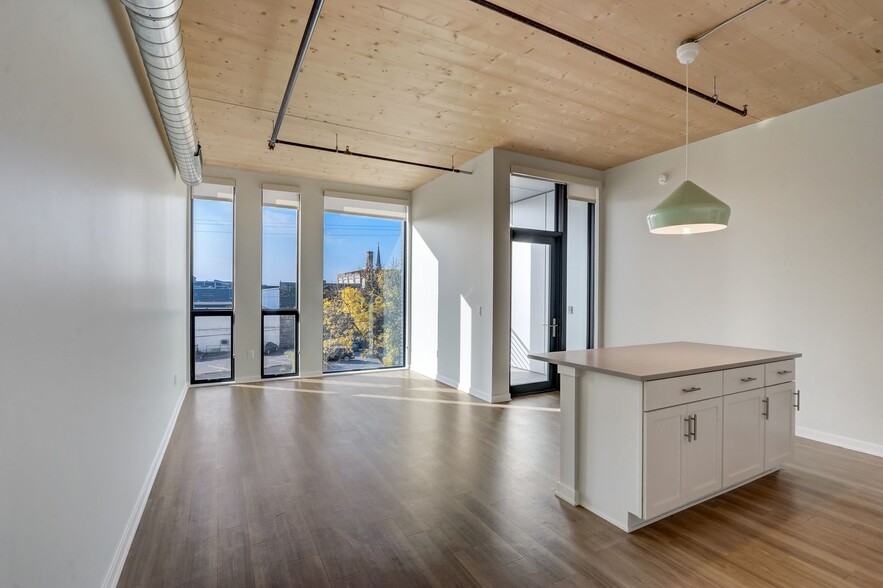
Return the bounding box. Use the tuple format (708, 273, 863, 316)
(262, 203, 298, 310)
(263, 314, 297, 376)
(510, 241, 550, 386)
(566, 199, 590, 350)
(323, 205, 405, 373)
(510, 176, 556, 231)
(192, 191, 234, 310)
(193, 315, 232, 381)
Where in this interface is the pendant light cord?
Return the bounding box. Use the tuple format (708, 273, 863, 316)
(685, 62, 690, 180)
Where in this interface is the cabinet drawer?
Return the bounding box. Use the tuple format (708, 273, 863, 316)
(723, 364, 765, 395)
(765, 359, 796, 386)
(644, 371, 722, 411)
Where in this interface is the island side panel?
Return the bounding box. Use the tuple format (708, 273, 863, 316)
(577, 370, 643, 531)
(556, 365, 580, 505)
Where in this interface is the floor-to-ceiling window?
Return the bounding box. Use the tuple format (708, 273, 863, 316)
(261, 185, 299, 378)
(191, 180, 235, 383)
(322, 195, 406, 373)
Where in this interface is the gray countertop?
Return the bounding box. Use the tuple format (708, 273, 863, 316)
(528, 342, 802, 381)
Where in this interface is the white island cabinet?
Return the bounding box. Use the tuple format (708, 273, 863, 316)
(529, 342, 801, 532)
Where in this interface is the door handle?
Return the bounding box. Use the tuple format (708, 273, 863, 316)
(542, 318, 559, 338)
(691, 414, 697, 441)
(762, 397, 769, 420)
(740, 377, 757, 383)
(793, 389, 801, 411)
(684, 417, 692, 442)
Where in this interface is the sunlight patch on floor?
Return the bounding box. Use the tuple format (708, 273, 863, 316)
(354, 394, 560, 412)
(295, 378, 398, 388)
(233, 383, 338, 395)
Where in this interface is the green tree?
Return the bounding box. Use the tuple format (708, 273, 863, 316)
(322, 259, 404, 366)
(378, 263, 404, 366)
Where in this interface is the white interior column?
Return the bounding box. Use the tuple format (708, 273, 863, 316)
(557, 364, 580, 505)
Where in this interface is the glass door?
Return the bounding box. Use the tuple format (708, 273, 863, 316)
(510, 230, 563, 395)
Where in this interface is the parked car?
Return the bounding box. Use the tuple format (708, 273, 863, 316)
(263, 342, 278, 355)
(325, 345, 354, 361)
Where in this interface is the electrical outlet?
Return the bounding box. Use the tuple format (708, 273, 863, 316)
(173, 372, 178, 386)
(568, 305, 574, 314)
(248, 349, 256, 359)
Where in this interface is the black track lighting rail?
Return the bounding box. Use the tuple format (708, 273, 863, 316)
(465, 0, 748, 117)
(273, 139, 473, 174)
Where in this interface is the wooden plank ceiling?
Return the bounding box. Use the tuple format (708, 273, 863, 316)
(181, 0, 883, 190)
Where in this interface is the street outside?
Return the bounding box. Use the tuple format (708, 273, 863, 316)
(323, 352, 384, 373)
(195, 350, 386, 380)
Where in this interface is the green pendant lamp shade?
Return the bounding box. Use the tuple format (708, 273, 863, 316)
(647, 180, 731, 234)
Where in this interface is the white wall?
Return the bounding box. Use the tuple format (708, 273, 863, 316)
(200, 165, 409, 380)
(410, 151, 496, 399)
(602, 82, 883, 454)
(0, 2, 188, 587)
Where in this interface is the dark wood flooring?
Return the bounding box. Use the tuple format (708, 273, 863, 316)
(119, 370, 883, 587)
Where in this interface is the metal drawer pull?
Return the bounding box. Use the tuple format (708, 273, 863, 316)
(682, 386, 702, 393)
(777, 369, 793, 375)
(762, 397, 769, 419)
(691, 414, 697, 441)
(793, 389, 801, 411)
(740, 377, 757, 383)
(684, 417, 692, 442)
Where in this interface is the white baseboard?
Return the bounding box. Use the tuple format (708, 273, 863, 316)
(555, 483, 579, 506)
(414, 371, 496, 404)
(234, 375, 262, 384)
(102, 384, 188, 588)
(491, 392, 512, 404)
(796, 426, 883, 458)
(468, 387, 491, 403)
(433, 373, 460, 390)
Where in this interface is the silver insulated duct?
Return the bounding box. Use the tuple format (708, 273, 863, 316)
(121, 0, 202, 185)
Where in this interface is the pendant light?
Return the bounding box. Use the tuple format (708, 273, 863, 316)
(647, 42, 730, 235)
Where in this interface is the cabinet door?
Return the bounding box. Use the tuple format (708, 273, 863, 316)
(644, 404, 688, 519)
(765, 383, 795, 470)
(682, 397, 723, 503)
(722, 388, 765, 487)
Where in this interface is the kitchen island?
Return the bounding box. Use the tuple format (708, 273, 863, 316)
(529, 342, 801, 531)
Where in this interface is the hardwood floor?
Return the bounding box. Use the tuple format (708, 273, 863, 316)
(119, 371, 883, 587)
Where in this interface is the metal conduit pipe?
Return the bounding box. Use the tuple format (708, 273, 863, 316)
(120, 0, 203, 185)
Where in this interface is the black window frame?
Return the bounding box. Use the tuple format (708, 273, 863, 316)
(189, 183, 236, 385)
(321, 205, 408, 375)
(260, 190, 301, 379)
(190, 310, 235, 385)
(509, 182, 568, 396)
(261, 309, 299, 378)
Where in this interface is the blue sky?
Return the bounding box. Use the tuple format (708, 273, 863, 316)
(262, 206, 298, 285)
(192, 199, 233, 281)
(323, 213, 404, 282)
(192, 199, 404, 285)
